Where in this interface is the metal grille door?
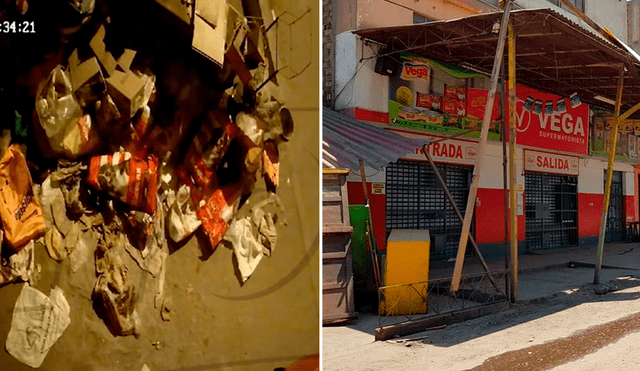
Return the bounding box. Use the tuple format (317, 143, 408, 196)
(605, 171, 624, 242)
(525, 172, 578, 251)
(386, 160, 472, 259)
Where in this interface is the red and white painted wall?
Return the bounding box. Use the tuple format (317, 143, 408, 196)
(345, 120, 638, 257)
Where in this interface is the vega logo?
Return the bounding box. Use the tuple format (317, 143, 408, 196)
(514, 98, 585, 137)
(401, 63, 430, 83)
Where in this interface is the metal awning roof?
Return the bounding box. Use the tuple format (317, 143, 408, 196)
(353, 8, 640, 112)
(323, 109, 429, 170)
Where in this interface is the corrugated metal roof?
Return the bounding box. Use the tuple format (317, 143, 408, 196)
(353, 8, 640, 111)
(322, 109, 429, 171)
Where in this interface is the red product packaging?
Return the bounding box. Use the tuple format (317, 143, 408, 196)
(443, 98, 466, 117)
(197, 183, 242, 250)
(416, 93, 442, 111)
(183, 111, 240, 189)
(86, 152, 158, 214)
(124, 106, 153, 158)
(445, 85, 466, 101)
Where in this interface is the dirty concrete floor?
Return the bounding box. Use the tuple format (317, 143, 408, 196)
(0, 0, 319, 370)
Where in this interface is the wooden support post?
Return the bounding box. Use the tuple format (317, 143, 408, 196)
(595, 69, 625, 284)
(508, 24, 518, 303)
(451, 0, 513, 292)
(359, 158, 382, 288)
(501, 59, 511, 299)
(423, 146, 500, 293)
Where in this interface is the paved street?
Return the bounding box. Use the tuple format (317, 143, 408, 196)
(323, 243, 640, 370)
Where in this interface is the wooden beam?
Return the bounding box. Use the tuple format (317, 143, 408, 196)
(619, 101, 640, 122)
(374, 301, 509, 341)
(508, 24, 518, 303)
(595, 67, 625, 284)
(422, 146, 500, 293)
(451, 0, 513, 293)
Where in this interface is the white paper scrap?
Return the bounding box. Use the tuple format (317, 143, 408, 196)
(5, 284, 71, 368)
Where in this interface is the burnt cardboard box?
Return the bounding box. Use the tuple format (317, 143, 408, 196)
(106, 64, 151, 119)
(155, 0, 192, 25)
(192, 0, 229, 66)
(89, 25, 118, 77)
(68, 49, 104, 107)
(88, 26, 151, 118)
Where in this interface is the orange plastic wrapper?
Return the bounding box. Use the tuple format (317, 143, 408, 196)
(263, 141, 279, 190)
(0, 145, 46, 251)
(196, 183, 242, 250)
(86, 152, 158, 214)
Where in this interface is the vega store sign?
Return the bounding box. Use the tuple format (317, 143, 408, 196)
(507, 84, 589, 155)
(400, 63, 430, 83)
(525, 150, 579, 175)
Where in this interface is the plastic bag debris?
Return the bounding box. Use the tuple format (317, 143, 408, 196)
(224, 195, 280, 282)
(5, 284, 70, 368)
(35, 66, 81, 139)
(123, 197, 168, 277)
(86, 152, 158, 214)
(225, 218, 263, 283)
(0, 240, 35, 287)
(69, 229, 96, 273)
(167, 185, 201, 243)
(93, 246, 140, 337)
(35, 66, 101, 159)
(0, 144, 46, 251)
(38, 169, 92, 264)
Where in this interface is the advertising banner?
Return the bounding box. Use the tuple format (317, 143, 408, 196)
(507, 84, 589, 155)
(590, 112, 640, 162)
(387, 53, 501, 141)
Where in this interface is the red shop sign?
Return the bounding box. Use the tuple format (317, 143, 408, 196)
(524, 150, 579, 175)
(506, 84, 589, 155)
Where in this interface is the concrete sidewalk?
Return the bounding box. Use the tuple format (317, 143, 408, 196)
(323, 241, 640, 355)
(429, 241, 640, 301)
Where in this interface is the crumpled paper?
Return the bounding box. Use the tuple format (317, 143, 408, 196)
(5, 284, 70, 368)
(223, 196, 280, 282)
(226, 218, 263, 283)
(94, 246, 140, 337)
(167, 185, 200, 243)
(38, 171, 95, 268)
(123, 196, 168, 277)
(0, 240, 35, 287)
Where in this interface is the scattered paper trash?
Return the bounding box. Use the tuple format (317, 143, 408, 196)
(0, 240, 36, 287)
(5, 284, 70, 368)
(226, 218, 264, 283)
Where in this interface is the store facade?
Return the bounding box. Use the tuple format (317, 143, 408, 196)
(336, 10, 640, 259)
